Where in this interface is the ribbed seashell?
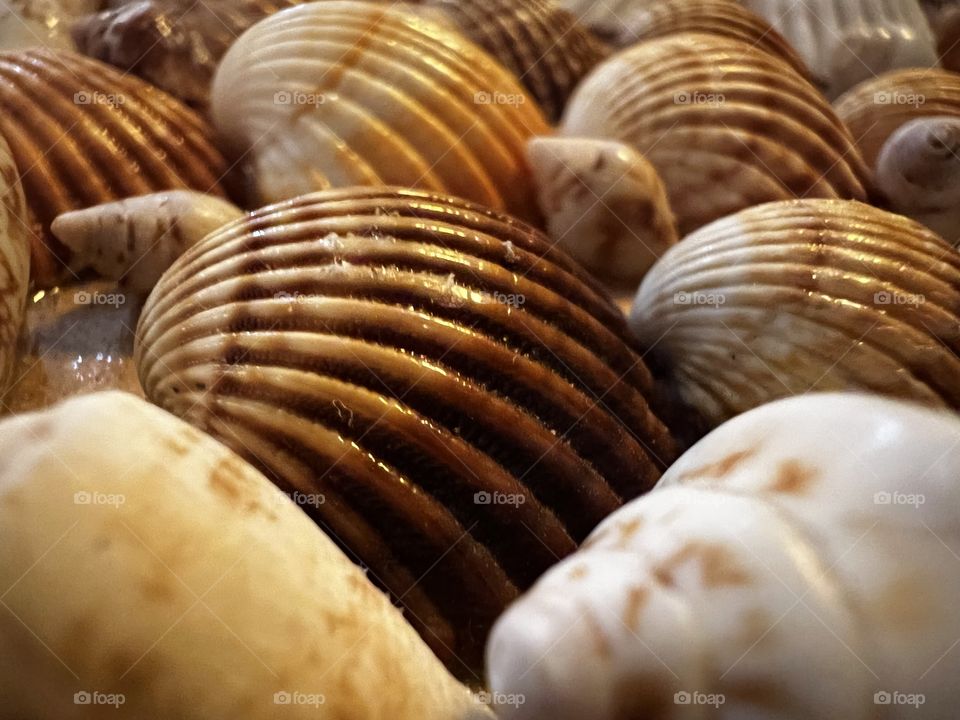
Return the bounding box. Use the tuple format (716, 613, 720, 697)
(72, 0, 306, 108)
(0, 133, 29, 398)
(0, 0, 101, 51)
(875, 117, 960, 246)
(835, 68, 960, 168)
(52, 191, 245, 292)
(562, 34, 872, 237)
(210, 2, 550, 221)
(0, 48, 229, 288)
(741, 0, 938, 100)
(135, 187, 678, 674)
(629, 198, 960, 431)
(527, 137, 678, 288)
(488, 392, 960, 720)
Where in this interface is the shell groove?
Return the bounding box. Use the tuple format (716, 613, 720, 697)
(0, 48, 229, 287)
(562, 34, 872, 237)
(210, 2, 550, 221)
(136, 187, 677, 674)
(0, 133, 29, 398)
(629, 198, 960, 430)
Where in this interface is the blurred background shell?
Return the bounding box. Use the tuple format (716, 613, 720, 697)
(0, 133, 29, 399)
(210, 1, 550, 220)
(136, 186, 678, 675)
(0, 0, 103, 51)
(629, 199, 960, 432)
(0, 48, 229, 287)
(922, 0, 960, 72)
(562, 34, 872, 237)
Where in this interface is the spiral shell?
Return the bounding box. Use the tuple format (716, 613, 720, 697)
(136, 186, 677, 673)
(629, 199, 960, 430)
(0, 133, 29, 398)
(211, 2, 550, 221)
(488, 392, 960, 720)
(562, 34, 872, 237)
(835, 68, 960, 168)
(0, 48, 229, 288)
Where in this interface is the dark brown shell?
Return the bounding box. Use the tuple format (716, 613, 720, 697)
(136, 187, 677, 674)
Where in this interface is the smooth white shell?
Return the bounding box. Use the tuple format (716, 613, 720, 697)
(0, 132, 30, 398)
(488, 392, 960, 720)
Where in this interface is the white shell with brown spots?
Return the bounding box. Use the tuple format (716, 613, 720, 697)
(488, 392, 960, 719)
(0, 132, 29, 399)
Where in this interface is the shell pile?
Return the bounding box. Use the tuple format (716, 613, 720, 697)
(136, 186, 677, 673)
(0, 133, 29, 398)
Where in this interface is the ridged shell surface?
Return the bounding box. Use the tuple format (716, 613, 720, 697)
(629, 199, 960, 430)
(136, 187, 677, 674)
(211, 2, 550, 221)
(0, 48, 229, 287)
(0, 133, 29, 398)
(562, 34, 872, 237)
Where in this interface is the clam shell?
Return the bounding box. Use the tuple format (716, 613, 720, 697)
(0, 48, 230, 288)
(0, 133, 29, 398)
(135, 186, 677, 673)
(629, 198, 960, 430)
(835, 68, 960, 168)
(210, 2, 550, 221)
(488, 392, 960, 720)
(562, 34, 872, 237)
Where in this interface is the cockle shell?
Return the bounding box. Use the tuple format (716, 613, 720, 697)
(741, 0, 938, 100)
(527, 137, 678, 287)
(488, 392, 960, 720)
(0, 133, 29, 398)
(51, 191, 245, 292)
(135, 187, 678, 674)
(0, 391, 491, 720)
(562, 34, 872, 237)
(629, 198, 960, 431)
(0, 48, 229, 288)
(210, 2, 550, 221)
(835, 68, 960, 168)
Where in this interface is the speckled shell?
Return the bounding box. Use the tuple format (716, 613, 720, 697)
(742, 0, 938, 100)
(135, 187, 677, 674)
(629, 199, 960, 431)
(835, 68, 960, 168)
(0, 133, 29, 398)
(562, 34, 872, 237)
(0, 48, 229, 288)
(488, 392, 960, 720)
(210, 2, 550, 221)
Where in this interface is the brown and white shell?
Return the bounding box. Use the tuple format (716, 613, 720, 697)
(210, 2, 550, 221)
(135, 186, 678, 674)
(0, 48, 230, 287)
(562, 34, 872, 237)
(835, 68, 960, 168)
(0, 133, 29, 399)
(629, 199, 960, 431)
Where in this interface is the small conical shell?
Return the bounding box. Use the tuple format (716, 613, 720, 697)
(210, 2, 550, 221)
(562, 34, 872, 237)
(0, 48, 230, 287)
(136, 186, 677, 673)
(835, 68, 960, 168)
(629, 199, 960, 430)
(0, 133, 29, 398)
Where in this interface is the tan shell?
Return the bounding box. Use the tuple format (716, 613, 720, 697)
(210, 2, 550, 221)
(562, 34, 872, 237)
(835, 68, 960, 168)
(0, 133, 29, 398)
(0, 48, 230, 288)
(136, 187, 677, 674)
(629, 199, 960, 430)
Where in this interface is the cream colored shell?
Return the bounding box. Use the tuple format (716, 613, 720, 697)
(0, 132, 29, 398)
(211, 1, 550, 221)
(488, 392, 960, 719)
(562, 34, 872, 237)
(629, 199, 960, 429)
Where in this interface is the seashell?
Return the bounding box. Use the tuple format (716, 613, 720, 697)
(0, 48, 230, 288)
(875, 117, 960, 246)
(561, 34, 872, 237)
(52, 191, 245, 292)
(835, 68, 960, 168)
(210, 2, 550, 221)
(487, 392, 960, 720)
(628, 198, 960, 431)
(0, 0, 101, 51)
(135, 186, 678, 674)
(0, 133, 29, 398)
(741, 0, 938, 100)
(0, 391, 491, 720)
(922, 1, 960, 72)
(527, 137, 678, 287)
(72, 0, 306, 108)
